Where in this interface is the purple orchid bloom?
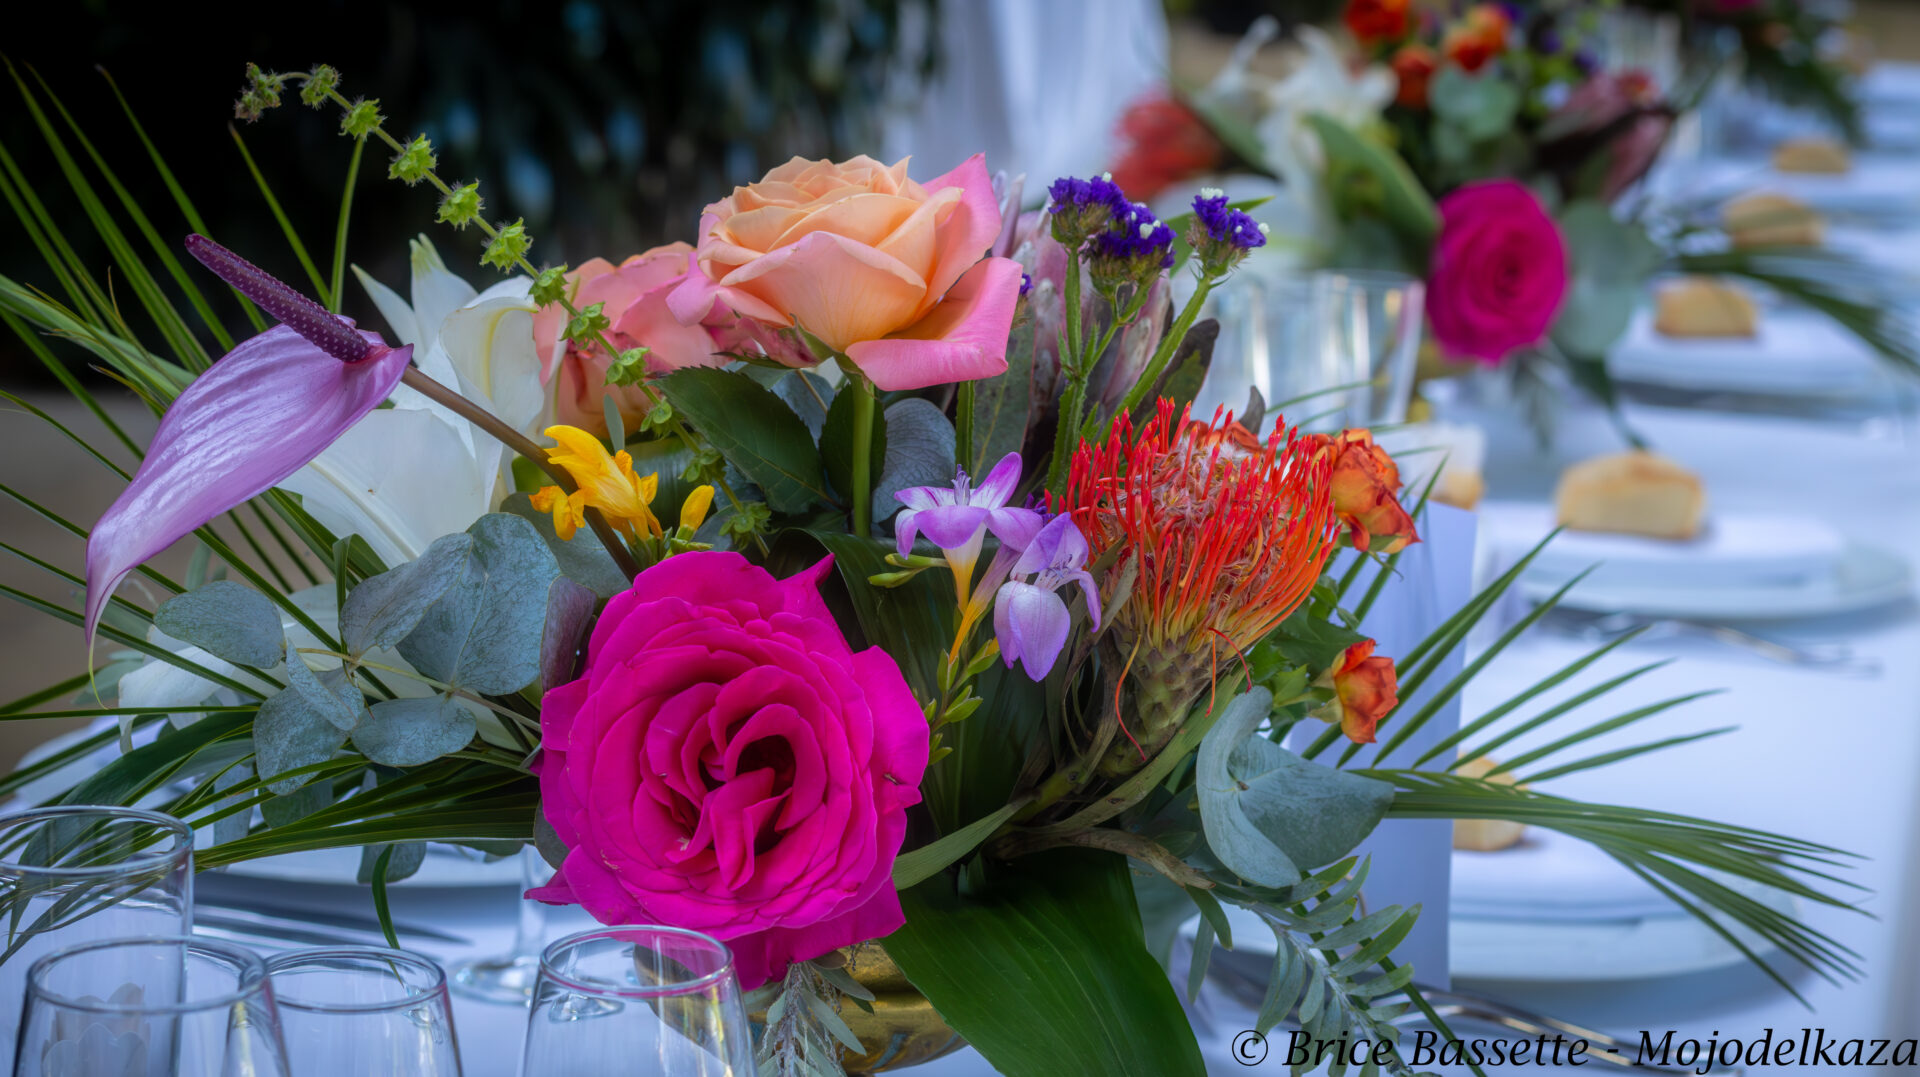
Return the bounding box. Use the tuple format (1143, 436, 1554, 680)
(894, 452, 1042, 596)
(994, 513, 1101, 680)
(83, 236, 413, 649)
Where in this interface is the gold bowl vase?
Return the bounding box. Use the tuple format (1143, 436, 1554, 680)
(755, 944, 965, 1074)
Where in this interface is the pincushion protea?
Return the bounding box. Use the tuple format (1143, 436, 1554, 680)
(1058, 401, 1338, 776)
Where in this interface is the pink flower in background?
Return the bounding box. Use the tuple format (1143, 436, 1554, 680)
(1426, 181, 1568, 364)
(667, 153, 1024, 391)
(1546, 70, 1673, 203)
(530, 552, 929, 989)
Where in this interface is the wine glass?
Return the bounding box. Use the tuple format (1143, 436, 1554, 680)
(1201, 274, 1338, 435)
(452, 846, 548, 1004)
(13, 935, 289, 1077)
(265, 947, 462, 1075)
(1313, 269, 1426, 429)
(0, 806, 194, 1065)
(519, 926, 752, 1077)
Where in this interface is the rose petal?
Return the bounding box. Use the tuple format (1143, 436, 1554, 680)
(844, 256, 1023, 390)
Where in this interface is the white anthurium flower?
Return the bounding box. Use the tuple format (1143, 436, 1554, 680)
(278, 236, 547, 568)
(1250, 26, 1396, 249)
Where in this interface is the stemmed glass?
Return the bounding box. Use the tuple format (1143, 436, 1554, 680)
(0, 806, 194, 1065)
(13, 935, 289, 1077)
(1314, 269, 1426, 430)
(265, 947, 463, 1075)
(519, 926, 752, 1076)
(452, 846, 549, 1004)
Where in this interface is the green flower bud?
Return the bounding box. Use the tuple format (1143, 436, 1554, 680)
(480, 219, 531, 272)
(608, 349, 654, 389)
(388, 134, 437, 186)
(720, 501, 772, 540)
(340, 98, 384, 141)
(564, 302, 610, 345)
(436, 182, 484, 230)
(301, 65, 340, 108)
(529, 264, 569, 306)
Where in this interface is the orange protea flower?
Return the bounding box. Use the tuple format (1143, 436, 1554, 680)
(1306, 428, 1420, 554)
(1107, 94, 1228, 205)
(1058, 401, 1339, 775)
(1443, 4, 1511, 73)
(1314, 639, 1399, 744)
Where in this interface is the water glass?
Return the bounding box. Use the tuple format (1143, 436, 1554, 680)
(452, 846, 549, 1004)
(13, 935, 289, 1077)
(1315, 269, 1425, 430)
(520, 926, 752, 1077)
(266, 947, 462, 1075)
(0, 806, 194, 1064)
(1200, 274, 1333, 434)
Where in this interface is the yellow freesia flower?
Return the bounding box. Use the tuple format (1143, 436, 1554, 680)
(540, 425, 662, 540)
(529, 486, 589, 541)
(679, 485, 715, 532)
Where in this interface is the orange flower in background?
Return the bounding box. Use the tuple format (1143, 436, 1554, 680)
(1308, 429, 1420, 554)
(1107, 94, 1228, 205)
(1344, 0, 1411, 45)
(1391, 43, 1439, 108)
(1443, 4, 1512, 72)
(1315, 639, 1399, 744)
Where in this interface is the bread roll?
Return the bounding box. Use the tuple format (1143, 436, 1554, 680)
(1453, 756, 1526, 852)
(1654, 277, 1757, 338)
(1772, 137, 1851, 174)
(1553, 450, 1706, 540)
(1723, 191, 1824, 248)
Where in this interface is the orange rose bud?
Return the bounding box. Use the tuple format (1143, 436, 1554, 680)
(1309, 429, 1420, 554)
(1391, 44, 1438, 108)
(1442, 5, 1511, 73)
(1344, 0, 1411, 45)
(1315, 639, 1399, 744)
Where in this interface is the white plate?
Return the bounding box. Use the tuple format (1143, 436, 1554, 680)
(1607, 306, 1886, 398)
(1449, 893, 1794, 983)
(1521, 540, 1911, 620)
(1484, 504, 1845, 595)
(217, 845, 525, 888)
(1664, 157, 1920, 217)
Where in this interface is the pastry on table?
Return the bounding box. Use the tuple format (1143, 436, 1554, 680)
(1553, 450, 1706, 541)
(1771, 136, 1852, 174)
(1375, 422, 1487, 512)
(1453, 756, 1526, 852)
(1722, 191, 1824, 248)
(1653, 276, 1757, 338)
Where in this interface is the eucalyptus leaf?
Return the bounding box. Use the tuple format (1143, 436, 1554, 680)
(1197, 688, 1393, 886)
(260, 782, 331, 828)
(153, 580, 284, 668)
(339, 532, 474, 655)
(357, 841, 426, 885)
(254, 685, 350, 795)
(351, 695, 476, 767)
(1429, 66, 1522, 142)
(533, 808, 568, 871)
(1552, 200, 1664, 358)
(872, 398, 957, 518)
(658, 367, 830, 512)
(398, 514, 560, 695)
(541, 577, 597, 690)
(284, 661, 365, 733)
(501, 491, 626, 599)
(210, 760, 255, 847)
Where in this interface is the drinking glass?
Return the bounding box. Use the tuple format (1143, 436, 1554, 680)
(1202, 274, 1336, 435)
(1313, 269, 1426, 429)
(266, 947, 462, 1075)
(519, 926, 752, 1077)
(452, 846, 548, 1004)
(13, 935, 289, 1077)
(0, 806, 194, 1064)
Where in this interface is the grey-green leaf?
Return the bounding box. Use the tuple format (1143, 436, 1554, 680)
(541, 577, 597, 691)
(254, 686, 349, 795)
(285, 661, 366, 733)
(1197, 687, 1394, 886)
(971, 319, 1034, 476)
(501, 491, 626, 599)
(1552, 200, 1665, 358)
(261, 782, 331, 828)
(872, 398, 956, 520)
(351, 695, 476, 767)
(357, 841, 426, 885)
(154, 580, 284, 668)
(340, 533, 475, 655)
(398, 514, 561, 695)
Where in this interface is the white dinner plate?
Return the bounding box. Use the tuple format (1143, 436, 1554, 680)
(1519, 540, 1911, 621)
(1448, 895, 1793, 983)
(1607, 306, 1886, 398)
(1483, 504, 1846, 595)
(218, 845, 525, 888)
(1663, 157, 1920, 217)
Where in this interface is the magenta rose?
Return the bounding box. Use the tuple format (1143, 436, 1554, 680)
(530, 551, 929, 989)
(1426, 180, 1570, 365)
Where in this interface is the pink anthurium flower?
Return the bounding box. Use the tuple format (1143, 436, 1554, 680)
(83, 236, 413, 649)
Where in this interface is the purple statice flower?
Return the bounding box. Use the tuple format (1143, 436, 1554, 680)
(1019, 272, 1034, 297)
(1189, 187, 1269, 277)
(1047, 173, 1129, 248)
(895, 452, 1043, 594)
(1091, 201, 1177, 271)
(994, 514, 1102, 679)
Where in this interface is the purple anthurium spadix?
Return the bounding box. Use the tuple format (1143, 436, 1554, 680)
(82, 236, 413, 649)
(995, 513, 1101, 680)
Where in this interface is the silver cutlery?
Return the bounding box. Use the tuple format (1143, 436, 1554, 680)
(1402, 986, 1741, 1075)
(1545, 609, 1880, 675)
(194, 900, 471, 946)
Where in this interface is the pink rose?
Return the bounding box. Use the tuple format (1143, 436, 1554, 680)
(530, 551, 929, 989)
(667, 154, 1025, 391)
(1426, 181, 1569, 364)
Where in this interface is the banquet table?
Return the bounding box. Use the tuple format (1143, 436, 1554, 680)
(186, 395, 1920, 1076)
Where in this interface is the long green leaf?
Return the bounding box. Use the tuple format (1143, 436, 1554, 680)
(227, 126, 331, 305)
(892, 801, 1025, 889)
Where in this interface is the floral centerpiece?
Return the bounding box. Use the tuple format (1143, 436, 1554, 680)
(1110, 2, 1915, 439)
(0, 61, 1861, 1077)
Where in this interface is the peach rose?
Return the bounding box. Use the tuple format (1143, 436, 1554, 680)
(1308, 429, 1420, 554)
(1315, 639, 1399, 744)
(533, 244, 725, 435)
(667, 154, 1024, 391)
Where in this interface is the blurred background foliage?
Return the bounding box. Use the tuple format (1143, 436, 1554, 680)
(2, 0, 936, 384)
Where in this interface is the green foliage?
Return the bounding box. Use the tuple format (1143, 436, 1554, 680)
(437, 181, 485, 230)
(820, 381, 887, 506)
(604, 347, 649, 386)
(1308, 115, 1439, 251)
(299, 65, 340, 108)
(390, 514, 561, 696)
(886, 851, 1207, 1077)
(660, 367, 830, 513)
(387, 134, 438, 185)
(1552, 200, 1663, 360)
(339, 97, 384, 140)
(871, 399, 956, 521)
(563, 301, 610, 345)
(154, 581, 284, 669)
(969, 320, 1034, 476)
(354, 697, 476, 768)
